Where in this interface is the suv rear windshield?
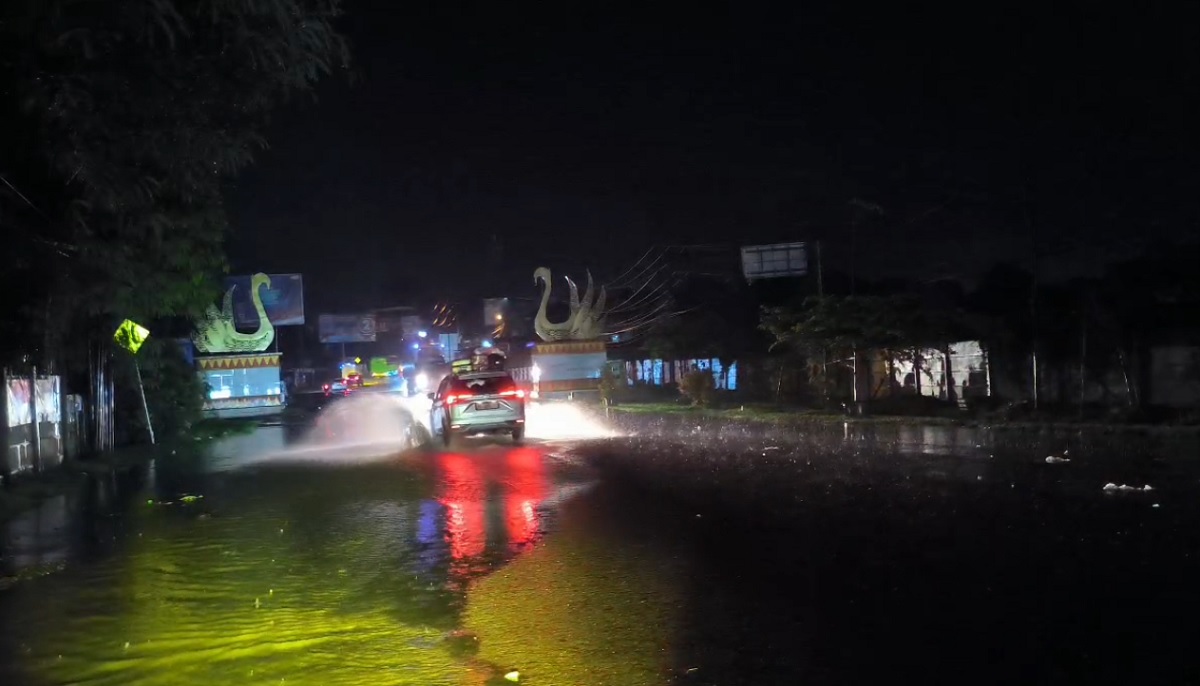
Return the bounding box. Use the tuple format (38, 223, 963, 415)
(452, 374, 514, 396)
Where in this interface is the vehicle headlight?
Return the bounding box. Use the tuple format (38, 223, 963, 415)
(415, 373, 429, 390)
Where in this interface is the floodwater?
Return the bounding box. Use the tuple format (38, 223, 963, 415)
(2, 405, 1200, 685)
(0, 401, 678, 686)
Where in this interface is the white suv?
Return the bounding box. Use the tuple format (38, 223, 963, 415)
(429, 372, 526, 445)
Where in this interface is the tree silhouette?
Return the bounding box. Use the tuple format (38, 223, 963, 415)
(1, 0, 349, 442)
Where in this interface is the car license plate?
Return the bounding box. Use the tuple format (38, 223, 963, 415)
(476, 401, 498, 410)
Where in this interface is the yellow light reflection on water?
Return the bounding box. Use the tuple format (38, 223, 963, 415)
(2, 454, 681, 686)
(6, 497, 474, 685)
(463, 511, 682, 685)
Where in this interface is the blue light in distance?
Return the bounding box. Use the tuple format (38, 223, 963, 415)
(481, 340, 493, 348)
(411, 343, 420, 350)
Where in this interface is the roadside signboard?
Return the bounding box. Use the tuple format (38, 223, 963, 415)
(740, 242, 808, 280)
(226, 273, 305, 327)
(112, 318, 155, 443)
(319, 314, 377, 343)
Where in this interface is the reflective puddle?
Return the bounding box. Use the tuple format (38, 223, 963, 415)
(0, 433, 682, 686)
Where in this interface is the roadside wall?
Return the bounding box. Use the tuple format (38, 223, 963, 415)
(3, 369, 83, 479)
(621, 358, 740, 391)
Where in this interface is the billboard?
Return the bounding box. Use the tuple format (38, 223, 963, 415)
(483, 298, 508, 327)
(373, 312, 424, 337)
(319, 314, 377, 343)
(35, 377, 61, 423)
(740, 242, 808, 280)
(6, 378, 31, 427)
(226, 273, 305, 327)
(399, 315, 424, 337)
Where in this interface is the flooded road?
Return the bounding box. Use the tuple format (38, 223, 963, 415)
(0, 424, 684, 686)
(2, 412, 1200, 685)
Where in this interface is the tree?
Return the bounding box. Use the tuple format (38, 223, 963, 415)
(966, 263, 1035, 401)
(761, 295, 885, 401)
(641, 274, 763, 369)
(1, 0, 350, 443)
(761, 292, 968, 402)
(1087, 244, 1200, 410)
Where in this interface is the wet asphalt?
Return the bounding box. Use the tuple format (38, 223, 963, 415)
(1, 405, 1199, 686)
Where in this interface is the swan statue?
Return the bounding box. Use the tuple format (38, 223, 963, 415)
(193, 273, 276, 353)
(534, 267, 607, 342)
(534, 267, 578, 341)
(564, 271, 606, 340)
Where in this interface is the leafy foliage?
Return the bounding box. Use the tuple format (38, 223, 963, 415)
(761, 292, 970, 401)
(4, 0, 350, 359)
(7, 0, 349, 323)
(678, 369, 716, 407)
(762, 294, 957, 360)
(597, 365, 623, 404)
(113, 338, 206, 441)
(642, 275, 762, 366)
(1, 0, 349, 440)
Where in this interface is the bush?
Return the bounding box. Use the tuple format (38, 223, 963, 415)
(597, 367, 623, 405)
(113, 338, 205, 443)
(678, 370, 716, 407)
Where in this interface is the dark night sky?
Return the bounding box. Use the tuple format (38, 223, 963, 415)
(227, 0, 1200, 314)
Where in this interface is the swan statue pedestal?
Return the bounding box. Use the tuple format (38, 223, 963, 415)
(197, 353, 285, 418)
(530, 267, 612, 399)
(529, 339, 610, 400)
(192, 272, 285, 419)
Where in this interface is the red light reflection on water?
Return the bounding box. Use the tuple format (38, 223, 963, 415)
(435, 448, 550, 568)
(438, 453, 486, 560)
(503, 448, 546, 547)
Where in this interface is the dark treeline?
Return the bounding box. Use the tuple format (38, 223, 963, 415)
(1, 0, 349, 446)
(637, 243, 1200, 420)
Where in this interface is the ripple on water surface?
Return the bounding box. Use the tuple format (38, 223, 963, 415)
(0, 445, 625, 686)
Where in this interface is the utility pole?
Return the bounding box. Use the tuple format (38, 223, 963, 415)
(1024, 186, 1040, 410)
(1078, 305, 1087, 418)
(816, 241, 824, 298)
(846, 199, 881, 411)
(849, 221, 857, 295)
(816, 241, 829, 406)
(0, 368, 8, 485)
(849, 213, 861, 410)
(30, 366, 42, 473)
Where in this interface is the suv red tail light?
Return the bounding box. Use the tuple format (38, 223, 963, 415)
(500, 389, 525, 399)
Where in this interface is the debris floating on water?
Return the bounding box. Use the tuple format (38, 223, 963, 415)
(1045, 456, 1070, 464)
(1103, 483, 1153, 492)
